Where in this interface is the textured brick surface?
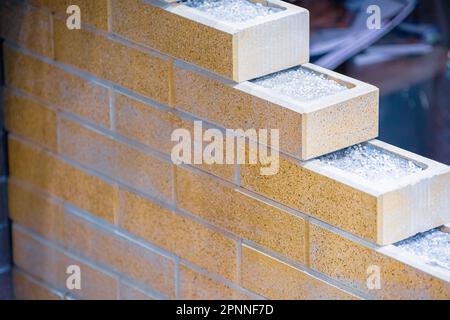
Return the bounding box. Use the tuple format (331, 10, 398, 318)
(111, 0, 309, 82)
(118, 189, 237, 281)
(176, 167, 307, 263)
(4, 47, 111, 128)
(115, 93, 236, 182)
(309, 223, 450, 300)
(241, 140, 450, 245)
(32, 0, 109, 31)
(241, 153, 378, 242)
(13, 269, 63, 300)
(174, 66, 301, 155)
(179, 265, 250, 300)
(54, 20, 170, 104)
(241, 245, 355, 300)
(110, 0, 233, 79)
(8, 180, 64, 243)
(5, 90, 57, 151)
(61, 254, 119, 300)
(174, 65, 378, 160)
(12, 226, 119, 299)
(0, 1, 53, 57)
(59, 118, 173, 202)
(115, 93, 186, 155)
(63, 211, 176, 298)
(9, 138, 118, 223)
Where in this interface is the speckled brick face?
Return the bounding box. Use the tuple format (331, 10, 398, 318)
(118, 189, 238, 282)
(8, 138, 118, 223)
(114, 93, 235, 182)
(110, 0, 310, 81)
(309, 223, 450, 299)
(0, 1, 53, 57)
(32, 0, 109, 31)
(243, 139, 450, 245)
(174, 65, 379, 160)
(4, 47, 111, 128)
(176, 167, 307, 264)
(8, 181, 64, 243)
(241, 245, 356, 300)
(13, 270, 63, 300)
(241, 153, 379, 242)
(303, 89, 379, 159)
(110, 0, 234, 79)
(63, 211, 176, 298)
(58, 118, 173, 203)
(53, 20, 171, 104)
(174, 66, 303, 157)
(12, 227, 119, 299)
(179, 265, 251, 300)
(5, 91, 57, 151)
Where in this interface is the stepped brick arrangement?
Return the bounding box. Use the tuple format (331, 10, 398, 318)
(1, 0, 449, 300)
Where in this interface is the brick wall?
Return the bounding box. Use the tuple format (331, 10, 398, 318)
(1, 0, 449, 300)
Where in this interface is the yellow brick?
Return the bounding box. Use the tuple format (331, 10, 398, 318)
(4, 47, 110, 128)
(115, 93, 186, 155)
(179, 265, 250, 300)
(118, 189, 237, 281)
(241, 245, 356, 300)
(13, 226, 61, 287)
(5, 91, 57, 150)
(174, 67, 298, 145)
(62, 254, 119, 300)
(110, 0, 233, 79)
(174, 64, 378, 160)
(0, 1, 53, 57)
(176, 167, 307, 263)
(8, 180, 64, 243)
(63, 211, 176, 298)
(242, 153, 378, 242)
(119, 282, 155, 300)
(13, 270, 63, 300)
(110, 0, 309, 82)
(309, 223, 450, 300)
(53, 20, 170, 104)
(8, 138, 117, 223)
(242, 140, 450, 245)
(32, 0, 108, 31)
(12, 227, 119, 299)
(59, 118, 172, 202)
(174, 66, 297, 158)
(115, 93, 236, 181)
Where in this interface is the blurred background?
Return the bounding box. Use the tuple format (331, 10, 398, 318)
(288, 0, 450, 165)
